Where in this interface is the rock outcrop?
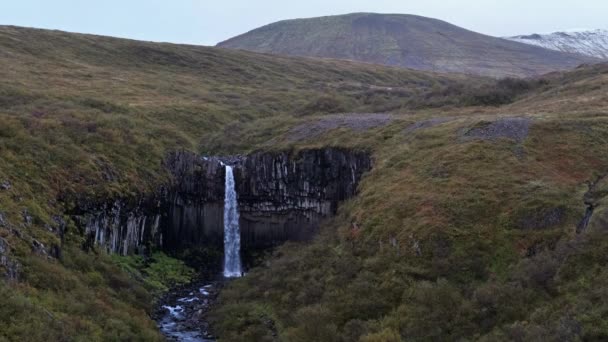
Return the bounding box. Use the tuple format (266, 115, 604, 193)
(235, 149, 371, 249)
(75, 197, 164, 256)
(74, 148, 372, 258)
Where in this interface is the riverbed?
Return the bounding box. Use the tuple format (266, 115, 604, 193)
(155, 279, 224, 341)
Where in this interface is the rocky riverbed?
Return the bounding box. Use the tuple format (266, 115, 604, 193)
(154, 279, 224, 342)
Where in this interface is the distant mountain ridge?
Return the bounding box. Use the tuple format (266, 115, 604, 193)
(507, 29, 608, 59)
(217, 13, 598, 78)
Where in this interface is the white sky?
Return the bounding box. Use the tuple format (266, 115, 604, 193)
(1, 0, 607, 46)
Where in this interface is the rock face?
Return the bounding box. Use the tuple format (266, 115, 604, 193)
(236, 149, 371, 249)
(73, 148, 372, 258)
(161, 152, 226, 252)
(76, 198, 164, 256)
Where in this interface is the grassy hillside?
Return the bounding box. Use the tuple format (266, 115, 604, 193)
(0, 24, 482, 231)
(208, 64, 608, 341)
(0, 25, 483, 340)
(218, 13, 597, 78)
(1, 25, 608, 341)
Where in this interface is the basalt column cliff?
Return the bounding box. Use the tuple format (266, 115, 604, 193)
(76, 148, 372, 258)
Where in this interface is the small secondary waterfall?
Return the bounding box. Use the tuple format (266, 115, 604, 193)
(223, 165, 242, 278)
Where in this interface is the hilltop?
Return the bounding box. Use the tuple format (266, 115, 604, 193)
(508, 29, 608, 59)
(217, 13, 597, 77)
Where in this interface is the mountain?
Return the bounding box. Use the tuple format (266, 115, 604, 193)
(507, 29, 608, 59)
(217, 13, 598, 77)
(3, 24, 608, 342)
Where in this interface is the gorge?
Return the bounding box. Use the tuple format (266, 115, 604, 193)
(67, 147, 373, 340)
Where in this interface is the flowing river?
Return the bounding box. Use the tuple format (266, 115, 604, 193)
(156, 279, 222, 341)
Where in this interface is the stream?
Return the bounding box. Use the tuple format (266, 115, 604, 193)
(155, 278, 224, 342)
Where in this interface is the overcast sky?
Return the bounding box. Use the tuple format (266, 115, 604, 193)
(2, 1, 607, 46)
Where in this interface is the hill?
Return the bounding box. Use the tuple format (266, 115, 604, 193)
(507, 29, 608, 59)
(1, 25, 608, 341)
(217, 13, 598, 78)
(209, 62, 608, 341)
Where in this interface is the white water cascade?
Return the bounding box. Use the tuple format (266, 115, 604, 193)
(223, 165, 242, 278)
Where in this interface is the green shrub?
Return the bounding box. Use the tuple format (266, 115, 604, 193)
(111, 251, 195, 294)
(79, 98, 128, 114)
(297, 94, 352, 116)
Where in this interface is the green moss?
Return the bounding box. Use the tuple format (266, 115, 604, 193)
(111, 252, 195, 294)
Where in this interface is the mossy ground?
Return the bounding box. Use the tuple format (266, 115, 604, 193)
(208, 67, 608, 341)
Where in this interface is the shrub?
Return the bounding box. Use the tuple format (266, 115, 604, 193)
(511, 252, 559, 291)
(297, 94, 352, 116)
(0, 87, 39, 108)
(360, 328, 402, 342)
(470, 78, 546, 106)
(111, 251, 195, 294)
(79, 98, 128, 113)
(283, 305, 340, 342)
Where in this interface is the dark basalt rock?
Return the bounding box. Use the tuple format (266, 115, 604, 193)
(70, 148, 372, 265)
(236, 148, 371, 249)
(0, 237, 20, 280)
(160, 151, 226, 251)
(31, 239, 47, 256)
(161, 148, 371, 251)
(73, 196, 164, 256)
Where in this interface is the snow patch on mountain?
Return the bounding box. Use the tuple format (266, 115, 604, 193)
(506, 29, 608, 59)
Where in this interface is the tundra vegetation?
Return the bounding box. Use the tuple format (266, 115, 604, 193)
(1, 26, 608, 341)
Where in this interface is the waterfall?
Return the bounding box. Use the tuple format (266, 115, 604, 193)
(223, 165, 242, 278)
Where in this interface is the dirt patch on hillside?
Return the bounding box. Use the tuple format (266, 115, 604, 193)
(403, 117, 453, 134)
(463, 117, 531, 143)
(289, 113, 394, 141)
